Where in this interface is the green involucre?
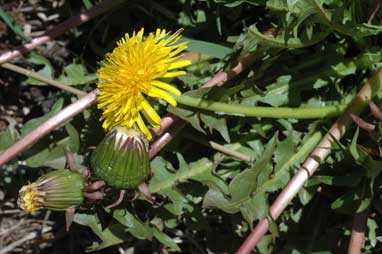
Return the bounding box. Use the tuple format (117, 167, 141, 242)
(91, 127, 151, 189)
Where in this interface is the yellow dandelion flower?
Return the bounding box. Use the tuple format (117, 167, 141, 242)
(18, 185, 45, 212)
(97, 28, 191, 140)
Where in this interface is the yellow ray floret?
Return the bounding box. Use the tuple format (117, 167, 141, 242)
(97, 28, 191, 140)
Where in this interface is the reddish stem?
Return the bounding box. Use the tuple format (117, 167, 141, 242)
(0, 54, 255, 167)
(368, 100, 382, 121)
(85, 180, 105, 192)
(0, 90, 98, 166)
(368, 0, 381, 24)
(64, 147, 77, 171)
(105, 190, 126, 209)
(236, 70, 382, 254)
(348, 209, 370, 254)
(149, 121, 187, 159)
(84, 191, 104, 200)
(0, 0, 124, 65)
(138, 182, 155, 204)
(150, 115, 181, 137)
(203, 53, 255, 87)
(65, 207, 75, 231)
(350, 114, 375, 132)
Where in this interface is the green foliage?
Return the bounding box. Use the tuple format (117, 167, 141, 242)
(4, 0, 382, 253)
(0, 126, 17, 152)
(21, 98, 64, 136)
(74, 213, 125, 251)
(26, 54, 96, 86)
(57, 63, 97, 86)
(178, 37, 232, 59)
(0, 7, 28, 41)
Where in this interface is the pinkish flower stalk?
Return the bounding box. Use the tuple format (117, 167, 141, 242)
(0, 53, 255, 168)
(149, 121, 187, 159)
(236, 70, 382, 254)
(348, 209, 370, 254)
(150, 115, 181, 137)
(203, 53, 255, 87)
(0, 90, 98, 166)
(0, 0, 124, 65)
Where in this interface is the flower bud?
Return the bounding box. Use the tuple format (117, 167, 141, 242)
(18, 169, 85, 212)
(91, 127, 150, 189)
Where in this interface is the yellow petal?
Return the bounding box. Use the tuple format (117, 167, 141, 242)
(141, 98, 161, 128)
(136, 114, 152, 140)
(147, 87, 177, 106)
(168, 43, 188, 57)
(163, 71, 186, 78)
(168, 60, 191, 70)
(151, 80, 181, 96)
(165, 29, 183, 45)
(96, 28, 189, 136)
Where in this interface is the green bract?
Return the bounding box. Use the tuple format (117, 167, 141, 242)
(18, 169, 85, 212)
(90, 127, 151, 189)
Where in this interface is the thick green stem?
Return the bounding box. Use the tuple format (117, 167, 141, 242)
(175, 95, 348, 119)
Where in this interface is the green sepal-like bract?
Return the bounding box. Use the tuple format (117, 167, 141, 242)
(91, 127, 151, 189)
(18, 169, 85, 212)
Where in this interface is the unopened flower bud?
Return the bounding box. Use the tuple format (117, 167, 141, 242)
(91, 127, 150, 189)
(18, 169, 85, 212)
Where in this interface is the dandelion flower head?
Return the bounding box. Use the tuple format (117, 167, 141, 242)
(18, 170, 85, 213)
(18, 182, 45, 212)
(97, 28, 191, 140)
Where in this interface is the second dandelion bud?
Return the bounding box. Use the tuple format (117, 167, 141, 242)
(96, 28, 191, 140)
(18, 169, 85, 212)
